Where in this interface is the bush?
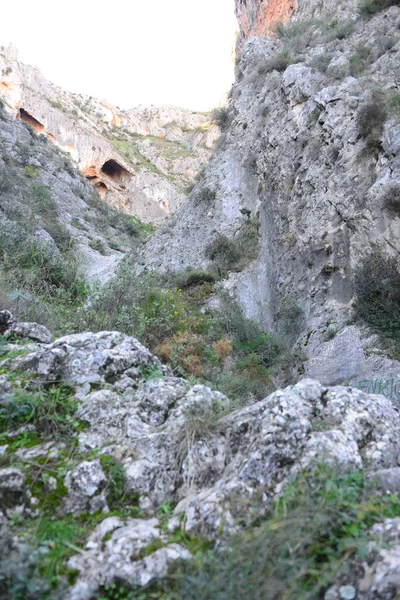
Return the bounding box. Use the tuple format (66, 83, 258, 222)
(206, 218, 260, 277)
(0, 386, 80, 437)
(264, 51, 291, 74)
(382, 184, 400, 213)
(195, 187, 216, 205)
(173, 467, 400, 600)
(309, 52, 334, 73)
(354, 252, 400, 342)
(206, 236, 240, 276)
(211, 107, 231, 131)
(357, 91, 388, 153)
(360, 0, 400, 15)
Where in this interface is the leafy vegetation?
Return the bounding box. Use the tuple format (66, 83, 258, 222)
(69, 257, 302, 402)
(205, 218, 260, 277)
(172, 467, 400, 600)
(355, 252, 400, 351)
(211, 107, 231, 131)
(0, 386, 80, 437)
(73, 466, 400, 600)
(360, 0, 400, 15)
(357, 90, 388, 155)
(382, 183, 400, 213)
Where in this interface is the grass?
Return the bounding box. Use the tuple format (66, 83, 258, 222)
(0, 385, 81, 437)
(81, 466, 400, 600)
(171, 466, 400, 600)
(110, 139, 163, 175)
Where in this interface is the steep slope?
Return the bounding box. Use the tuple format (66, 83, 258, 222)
(0, 45, 219, 224)
(141, 2, 400, 392)
(0, 100, 154, 329)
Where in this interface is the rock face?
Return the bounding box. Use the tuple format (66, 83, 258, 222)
(142, 4, 400, 389)
(0, 45, 219, 224)
(235, 0, 359, 50)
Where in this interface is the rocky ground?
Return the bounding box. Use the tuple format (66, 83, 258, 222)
(2, 309, 400, 598)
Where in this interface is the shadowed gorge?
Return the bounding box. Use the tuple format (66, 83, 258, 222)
(2, 0, 400, 598)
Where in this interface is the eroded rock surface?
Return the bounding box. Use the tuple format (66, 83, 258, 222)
(2, 314, 400, 596)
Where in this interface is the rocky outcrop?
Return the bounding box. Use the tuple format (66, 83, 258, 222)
(235, 0, 359, 50)
(142, 4, 400, 388)
(235, 0, 296, 49)
(0, 45, 219, 224)
(3, 311, 400, 596)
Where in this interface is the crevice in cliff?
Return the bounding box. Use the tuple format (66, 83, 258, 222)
(101, 159, 132, 184)
(95, 182, 108, 198)
(19, 108, 45, 133)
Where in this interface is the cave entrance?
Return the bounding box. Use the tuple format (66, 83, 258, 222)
(19, 108, 45, 133)
(101, 159, 131, 184)
(95, 182, 108, 199)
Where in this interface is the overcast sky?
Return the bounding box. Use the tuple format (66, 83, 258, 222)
(0, 0, 237, 111)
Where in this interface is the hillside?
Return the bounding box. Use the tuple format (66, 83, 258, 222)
(3, 1, 400, 599)
(0, 45, 219, 224)
(142, 0, 400, 392)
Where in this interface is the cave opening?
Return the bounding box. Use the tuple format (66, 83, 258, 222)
(95, 182, 108, 198)
(19, 108, 45, 133)
(101, 159, 131, 183)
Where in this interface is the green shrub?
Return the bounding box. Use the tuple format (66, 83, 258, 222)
(360, 0, 400, 15)
(195, 187, 216, 205)
(0, 386, 79, 437)
(89, 238, 108, 255)
(211, 107, 231, 131)
(357, 91, 388, 152)
(264, 50, 291, 74)
(309, 52, 334, 73)
(24, 165, 40, 178)
(173, 269, 216, 289)
(206, 236, 240, 276)
(349, 42, 373, 76)
(382, 184, 400, 213)
(206, 218, 260, 277)
(354, 252, 400, 343)
(173, 466, 400, 600)
(100, 456, 128, 509)
(1, 238, 87, 301)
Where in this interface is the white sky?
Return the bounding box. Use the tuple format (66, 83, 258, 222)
(0, 0, 237, 112)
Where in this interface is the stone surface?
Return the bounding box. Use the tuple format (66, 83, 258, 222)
(0, 468, 26, 510)
(64, 460, 108, 515)
(5, 321, 52, 343)
(66, 517, 191, 597)
(1, 330, 169, 390)
(141, 5, 400, 390)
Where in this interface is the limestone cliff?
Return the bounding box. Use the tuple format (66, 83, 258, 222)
(235, 0, 359, 49)
(142, 2, 400, 390)
(0, 45, 219, 224)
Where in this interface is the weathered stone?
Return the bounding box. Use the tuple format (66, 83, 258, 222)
(64, 460, 107, 515)
(0, 310, 15, 334)
(5, 321, 52, 344)
(3, 331, 167, 389)
(67, 516, 191, 595)
(0, 468, 26, 508)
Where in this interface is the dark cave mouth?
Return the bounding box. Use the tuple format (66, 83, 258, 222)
(101, 159, 131, 183)
(19, 108, 45, 133)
